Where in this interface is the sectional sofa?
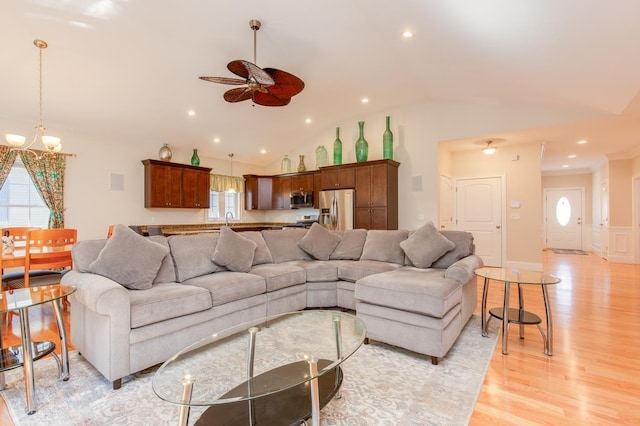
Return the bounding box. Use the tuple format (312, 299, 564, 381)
(62, 223, 482, 389)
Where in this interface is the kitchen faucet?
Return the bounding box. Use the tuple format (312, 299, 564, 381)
(225, 211, 234, 227)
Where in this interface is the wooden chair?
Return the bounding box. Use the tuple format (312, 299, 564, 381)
(1, 226, 40, 289)
(107, 225, 114, 238)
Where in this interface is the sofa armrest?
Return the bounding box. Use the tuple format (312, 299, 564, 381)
(444, 255, 484, 285)
(62, 270, 131, 317)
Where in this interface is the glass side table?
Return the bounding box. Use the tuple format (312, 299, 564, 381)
(0, 284, 76, 414)
(475, 267, 560, 356)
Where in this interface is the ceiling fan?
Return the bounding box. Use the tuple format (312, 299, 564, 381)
(199, 19, 304, 107)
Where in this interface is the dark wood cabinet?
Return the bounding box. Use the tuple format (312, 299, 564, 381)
(143, 159, 211, 208)
(244, 175, 273, 210)
(291, 173, 314, 192)
(313, 171, 322, 208)
(272, 176, 292, 210)
(354, 160, 399, 230)
(320, 165, 355, 190)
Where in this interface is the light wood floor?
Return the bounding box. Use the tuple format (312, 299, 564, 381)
(1, 251, 638, 425)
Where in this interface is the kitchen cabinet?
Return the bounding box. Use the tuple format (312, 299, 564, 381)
(313, 171, 322, 208)
(272, 176, 292, 210)
(291, 173, 314, 192)
(244, 175, 273, 210)
(354, 160, 399, 230)
(142, 159, 211, 208)
(320, 165, 355, 190)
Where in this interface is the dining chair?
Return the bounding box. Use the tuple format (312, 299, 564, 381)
(107, 225, 114, 238)
(1, 226, 41, 288)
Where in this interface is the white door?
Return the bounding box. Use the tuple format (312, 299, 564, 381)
(439, 175, 454, 230)
(545, 188, 583, 250)
(456, 177, 503, 267)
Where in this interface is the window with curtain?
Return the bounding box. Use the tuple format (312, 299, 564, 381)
(0, 156, 50, 227)
(207, 173, 244, 222)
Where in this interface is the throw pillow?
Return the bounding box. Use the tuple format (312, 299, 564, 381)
(400, 222, 455, 268)
(239, 231, 274, 265)
(360, 230, 409, 265)
(298, 223, 342, 261)
(212, 227, 257, 272)
(168, 233, 225, 282)
(89, 224, 168, 290)
(148, 235, 177, 283)
(330, 229, 368, 260)
(262, 229, 313, 263)
(431, 230, 474, 269)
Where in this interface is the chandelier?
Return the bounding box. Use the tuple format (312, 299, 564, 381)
(4, 39, 62, 155)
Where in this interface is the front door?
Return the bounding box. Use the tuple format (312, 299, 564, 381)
(545, 188, 583, 250)
(456, 176, 503, 267)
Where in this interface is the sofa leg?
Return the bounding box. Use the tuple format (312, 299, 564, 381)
(364, 338, 370, 345)
(431, 356, 439, 365)
(112, 379, 122, 390)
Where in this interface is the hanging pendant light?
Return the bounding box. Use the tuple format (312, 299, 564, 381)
(482, 141, 497, 155)
(4, 39, 62, 155)
(228, 153, 236, 193)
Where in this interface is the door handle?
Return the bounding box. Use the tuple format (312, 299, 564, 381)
(496, 225, 501, 229)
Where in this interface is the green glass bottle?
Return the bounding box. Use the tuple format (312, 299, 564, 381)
(190, 149, 200, 166)
(333, 127, 343, 165)
(355, 121, 368, 162)
(383, 116, 393, 160)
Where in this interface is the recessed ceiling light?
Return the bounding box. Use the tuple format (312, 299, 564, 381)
(260, 149, 267, 154)
(187, 110, 196, 117)
(305, 118, 312, 124)
(568, 154, 576, 158)
(361, 98, 369, 104)
(402, 31, 414, 38)
(562, 164, 569, 168)
(577, 140, 587, 144)
(213, 137, 220, 143)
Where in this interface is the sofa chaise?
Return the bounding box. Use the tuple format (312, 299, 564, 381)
(62, 222, 482, 389)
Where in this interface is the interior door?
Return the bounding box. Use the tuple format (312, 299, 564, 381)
(456, 177, 503, 267)
(545, 188, 583, 250)
(439, 175, 454, 230)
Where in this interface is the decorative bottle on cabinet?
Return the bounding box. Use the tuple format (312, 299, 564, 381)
(159, 144, 172, 161)
(333, 127, 342, 165)
(315, 145, 328, 168)
(297, 155, 307, 172)
(281, 155, 292, 173)
(355, 121, 368, 162)
(190, 149, 200, 166)
(383, 116, 393, 160)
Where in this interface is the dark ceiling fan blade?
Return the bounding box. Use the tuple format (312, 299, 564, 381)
(227, 60, 250, 79)
(227, 60, 275, 86)
(223, 87, 254, 103)
(199, 76, 247, 85)
(253, 91, 291, 107)
(263, 68, 304, 97)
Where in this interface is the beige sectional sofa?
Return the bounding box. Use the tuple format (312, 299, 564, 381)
(62, 223, 482, 389)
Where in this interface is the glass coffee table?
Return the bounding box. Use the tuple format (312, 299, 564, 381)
(475, 267, 560, 356)
(0, 284, 75, 414)
(152, 310, 366, 426)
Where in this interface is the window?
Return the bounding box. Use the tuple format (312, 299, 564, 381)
(0, 157, 50, 228)
(207, 190, 241, 222)
(555, 196, 571, 227)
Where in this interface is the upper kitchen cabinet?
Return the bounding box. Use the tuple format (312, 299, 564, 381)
(244, 175, 273, 210)
(142, 159, 211, 208)
(320, 164, 355, 190)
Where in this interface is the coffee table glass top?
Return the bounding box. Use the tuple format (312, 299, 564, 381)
(475, 267, 560, 285)
(0, 285, 75, 313)
(152, 310, 366, 407)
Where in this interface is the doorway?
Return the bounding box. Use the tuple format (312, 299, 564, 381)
(544, 188, 584, 250)
(455, 176, 503, 267)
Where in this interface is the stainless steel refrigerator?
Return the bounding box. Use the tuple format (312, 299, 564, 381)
(319, 189, 355, 230)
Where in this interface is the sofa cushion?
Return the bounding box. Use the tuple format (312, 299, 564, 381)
(128, 283, 212, 328)
(249, 263, 306, 292)
(360, 230, 408, 265)
(168, 233, 225, 282)
(262, 229, 312, 263)
(239, 231, 274, 265)
(283, 260, 342, 282)
(338, 260, 401, 282)
(182, 271, 266, 307)
(330, 229, 367, 260)
(298, 223, 341, 261)
(355, 268, 461, 318)
(431, 230, 475, 269)
(148, 235, 177, 283)
(212, 227, 257, 273)
(400, 222, 455, 269)
(89, 224, 168, 290)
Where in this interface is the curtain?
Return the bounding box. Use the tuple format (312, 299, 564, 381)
(19, 151, 66, 228)
(0, 146, 18, 190)
(210, 174, 244, 193)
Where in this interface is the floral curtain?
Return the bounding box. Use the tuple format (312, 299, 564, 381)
(19, 151, 66, 228)
(0, 146, 18, 190)
(210, 174, 244, 193)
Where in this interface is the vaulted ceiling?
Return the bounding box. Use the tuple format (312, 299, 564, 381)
(1, 1, 639, 171)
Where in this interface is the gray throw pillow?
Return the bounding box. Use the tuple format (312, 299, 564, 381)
(360, 230, 409, 265)
(431, 230, 474, 269)
(89, 224, 168, 290)
(400, 222, 455, 268)
(212, 227, 257, 272)
(330, 229, 368, 260)
(168, 233, 225, 282)
(298, 223, 342, 261)
(148, 235, 176, 283)
(72, 239, 107, 272)
(239, 231, 274, 265)
(262, 229, 313, 263)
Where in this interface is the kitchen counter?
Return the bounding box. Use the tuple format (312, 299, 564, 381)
(138, 223, 295, 236)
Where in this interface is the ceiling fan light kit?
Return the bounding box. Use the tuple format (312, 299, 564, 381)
(482, 141, 497, 155)
(199, 19, 304, 107)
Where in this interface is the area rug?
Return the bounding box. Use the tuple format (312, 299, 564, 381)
(2, 314, 498, 426)
(551, 249, 588, 255)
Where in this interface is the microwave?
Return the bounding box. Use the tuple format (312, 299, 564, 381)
(290, 191, 314, 208)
